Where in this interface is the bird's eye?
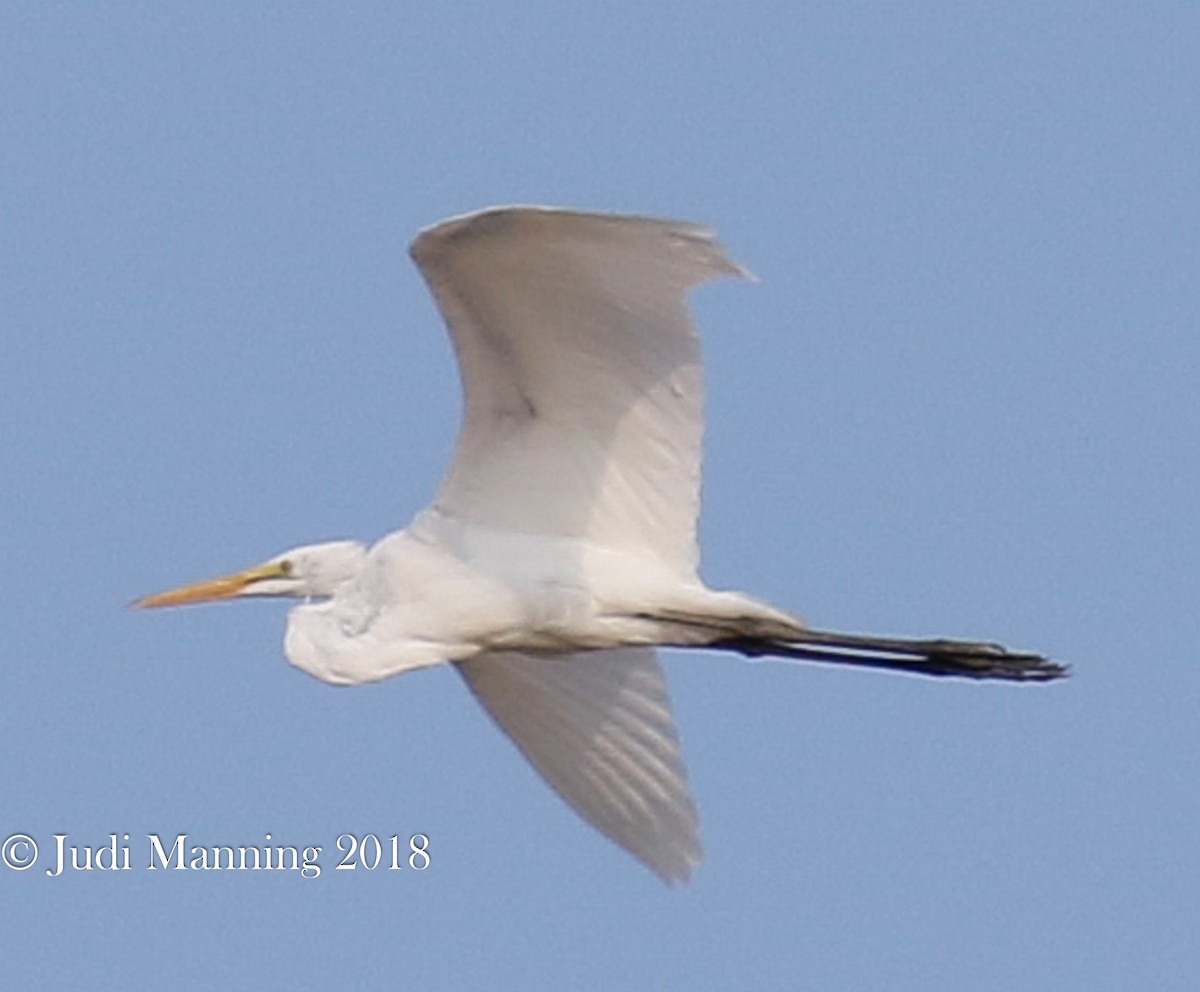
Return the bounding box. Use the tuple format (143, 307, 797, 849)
(279, 560, 294, 575)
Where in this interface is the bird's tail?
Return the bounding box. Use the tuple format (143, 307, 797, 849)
(710, 627, 1067, 682)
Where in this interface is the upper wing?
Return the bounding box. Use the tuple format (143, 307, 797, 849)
(456, 647, 701, 884)
(410, 206, 747, 576)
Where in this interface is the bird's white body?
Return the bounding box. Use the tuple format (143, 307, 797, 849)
(284, 508, 794, 686)
(138, 205, 1060, 884)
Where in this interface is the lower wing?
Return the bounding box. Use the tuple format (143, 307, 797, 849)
(456, 646, 700, 884)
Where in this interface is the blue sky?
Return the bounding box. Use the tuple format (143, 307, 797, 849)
(3, 3, 1198, 988)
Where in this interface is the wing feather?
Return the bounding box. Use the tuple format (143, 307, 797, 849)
(456, 646, 701, 884)
(410, 205, 747, 576)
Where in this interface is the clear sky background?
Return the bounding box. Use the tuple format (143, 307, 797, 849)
(3, 3, 1197, 989)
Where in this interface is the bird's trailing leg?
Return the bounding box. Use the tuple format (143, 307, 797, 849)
(644, 608, 1066, 682)
(710, 628, 1067, 682)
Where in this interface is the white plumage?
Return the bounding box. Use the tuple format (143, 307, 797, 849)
(138, 206, 1063, 883)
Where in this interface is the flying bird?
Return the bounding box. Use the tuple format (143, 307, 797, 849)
(137, 206, 1065, 883)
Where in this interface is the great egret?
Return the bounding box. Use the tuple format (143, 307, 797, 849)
(137, 205, 1064, 883)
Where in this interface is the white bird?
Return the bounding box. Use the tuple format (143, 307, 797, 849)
(136, 205, 1064, 883)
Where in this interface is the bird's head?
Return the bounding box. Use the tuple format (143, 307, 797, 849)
(133, 540, 368, 608)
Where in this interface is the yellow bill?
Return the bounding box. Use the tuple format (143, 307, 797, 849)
(133, 560, 290, 609)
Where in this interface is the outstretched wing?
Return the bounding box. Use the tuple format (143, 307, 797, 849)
(410, 205, 747, 576)
(456, 647, 701, 884)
